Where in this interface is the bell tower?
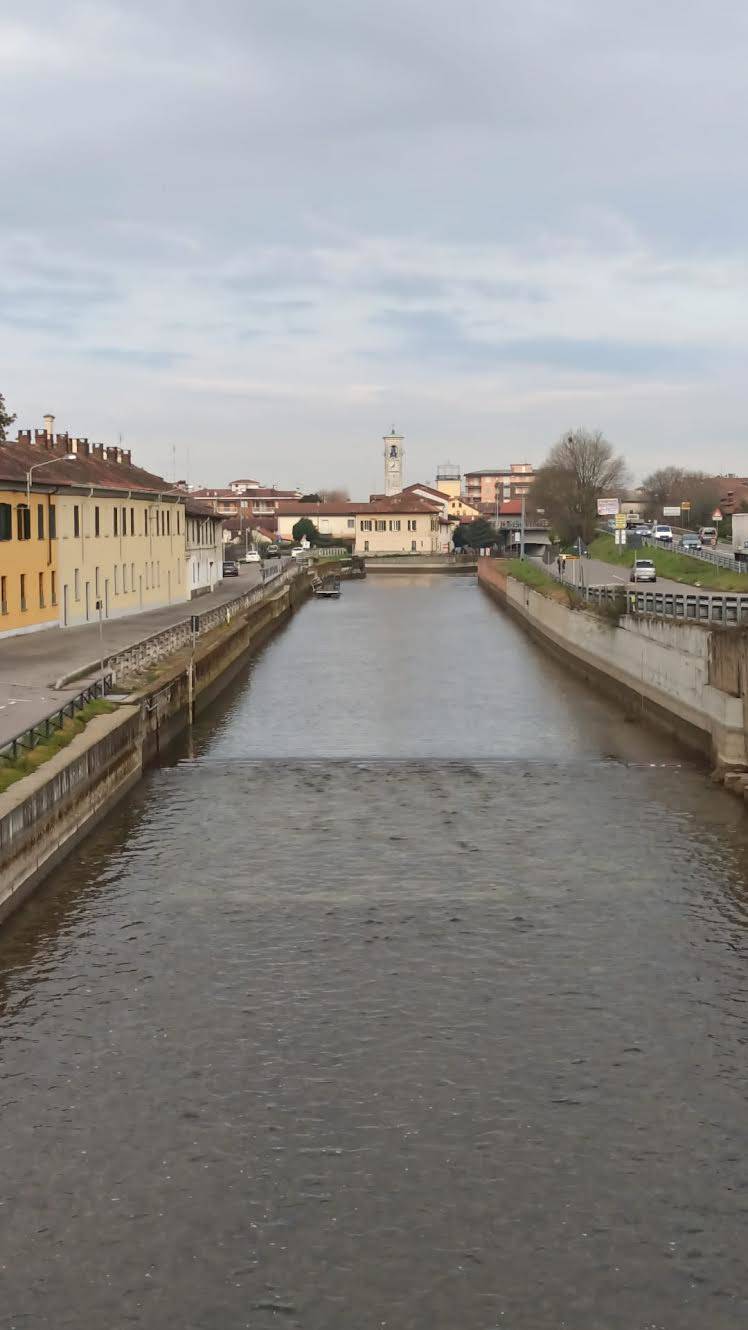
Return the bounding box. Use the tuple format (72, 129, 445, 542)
(383, 426, 404, 496)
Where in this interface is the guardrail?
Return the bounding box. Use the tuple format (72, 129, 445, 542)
(1, 675, 114, 764)
(626, 588, 748, 624)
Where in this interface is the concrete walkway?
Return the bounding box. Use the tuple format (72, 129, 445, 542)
(0, 568, 263, 746)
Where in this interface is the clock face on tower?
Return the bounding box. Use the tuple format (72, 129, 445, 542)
(387, 456, 399, 469)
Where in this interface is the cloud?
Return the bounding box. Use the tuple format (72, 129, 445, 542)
(0, 0, 747, 490)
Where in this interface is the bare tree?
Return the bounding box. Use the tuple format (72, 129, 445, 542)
(317, 487, 350, 503)
(532, 429, 627, 544)
(641, 467, 720, 527)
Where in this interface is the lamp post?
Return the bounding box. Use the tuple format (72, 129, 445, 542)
(26, 452, 77, 506)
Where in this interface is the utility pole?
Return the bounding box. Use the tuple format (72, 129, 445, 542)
(519, 495, 526, 560)
(96, 598, 105, 694)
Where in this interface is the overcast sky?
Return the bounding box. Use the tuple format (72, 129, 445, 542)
(2, 1, 747, 492)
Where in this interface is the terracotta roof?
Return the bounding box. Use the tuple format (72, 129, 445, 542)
(402, 482, 450, 500)
(185, 496, 223, 518)
(363, 494, 442, 515)
(0, 434, 175, 496)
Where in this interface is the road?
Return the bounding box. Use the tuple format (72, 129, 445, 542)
(0, 566, 263, 746)
(548, 555, 698, 596)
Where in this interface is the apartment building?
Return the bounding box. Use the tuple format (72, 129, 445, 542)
(464, 463, 535, 505)
(276, 501, 359, 544)
(186, 499, 224, 597)
(193, 481, 302, 533)
(0, 423, 189, 636)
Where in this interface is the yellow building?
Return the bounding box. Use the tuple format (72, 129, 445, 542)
(0, 487, 60, 636)
(1, 429, 189, 633)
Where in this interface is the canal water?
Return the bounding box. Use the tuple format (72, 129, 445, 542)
(2, 576, 748, 1329)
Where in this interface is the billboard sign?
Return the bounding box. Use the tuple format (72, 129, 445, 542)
(597, 498, 619, 516)
(614, 512, 627, 529)
(663, 506, 681, 517)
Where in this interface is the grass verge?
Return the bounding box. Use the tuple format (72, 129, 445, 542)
(494, 558, 582, 605)
(0, 698, 115, 796)
(589, 534, 748, 591)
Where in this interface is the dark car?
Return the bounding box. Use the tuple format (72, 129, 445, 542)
(264, 544, 281, 559)
(222, 560, 239, 577)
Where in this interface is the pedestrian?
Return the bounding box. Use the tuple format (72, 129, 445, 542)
(556, 555, 561, 577)
(560, 552, 567, 577)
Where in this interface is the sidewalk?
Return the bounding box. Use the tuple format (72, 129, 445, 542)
(0, 568, 263, 746)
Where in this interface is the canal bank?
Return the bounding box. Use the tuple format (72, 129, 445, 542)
(479, 558, 748, 771)
(0, 560, 340, 921)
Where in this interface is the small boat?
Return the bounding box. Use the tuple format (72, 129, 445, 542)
(312, 575, 341, 599)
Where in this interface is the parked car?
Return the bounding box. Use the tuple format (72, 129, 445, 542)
(264, 544, 280, 559)
(290, 546, 306, 559)
(222, 560, 239, 577)
(630, 558, 657, 583)
(239, 549, 261, 564)
(680, 533, 701, 553)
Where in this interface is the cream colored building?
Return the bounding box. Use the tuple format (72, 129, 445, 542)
(55, 489, 187, 626)
(355, 495, 441, 556)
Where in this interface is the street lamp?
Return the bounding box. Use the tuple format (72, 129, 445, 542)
(26, 452, 77, 505)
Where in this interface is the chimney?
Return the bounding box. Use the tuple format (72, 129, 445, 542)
(34, 429, 46, 446)
(105, 446, 118, 463)
(16, 429, 31, 445)
(43, 413, 55, 439)
(92, 442, 105, 460)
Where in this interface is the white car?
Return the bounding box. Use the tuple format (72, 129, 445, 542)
(290, 546, 307, 559)
(237, 550, 261, 564)
(630, 558, 657, 583)
(652, 525, 673, 544)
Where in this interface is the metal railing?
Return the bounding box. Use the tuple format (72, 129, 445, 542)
(1, 675, 114, 764)
(626, 588, 748, 624)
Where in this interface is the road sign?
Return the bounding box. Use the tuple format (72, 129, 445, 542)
(681, 500, 691, 509)
(712, 508, 723, 521)
(614, 512, 626, 529)
(597, 498, 619, 516)
(663, 506, 681, 517)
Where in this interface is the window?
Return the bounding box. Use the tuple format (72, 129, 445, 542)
(51, 572, 57, 605)
(20, 573, 26, 611)
(95, 567, 100, 596)
(157, 560, 160, 587)
(49, 505, 56, 539)
(167, 509, 171, 535)
(364, 540, 369, 552)
(113, 508, 118, 536)
(177, 509, 181, 534)
(347, 518, 355, 528)
(373, 520, 385, 532)
(145, 564, 150, 589)
(73, 505, 80, 537)
(0, 575, 6, 614)
(411, 540, 417, 552)
(407, 519, 417, 532)
(144, 509, 148, 536)
(131, 562, 135, 589)
(38, 571, 45, 608)
(360, 519, 372, 532)
(37, 504, 44, 540)
(74, 568, 80, 601)
(114, 565, 119, 594)
(130, 507, 135, 534)
(0, 502, 11, 541)
(394, 520, 401, 531)
(16, 505, 31, 541)
(123, 563, 128, 593)
(94, 506, 100, 537)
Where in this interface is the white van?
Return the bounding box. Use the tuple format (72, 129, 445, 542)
(699, 526, 718, 548)
(653, 524, 673, 544)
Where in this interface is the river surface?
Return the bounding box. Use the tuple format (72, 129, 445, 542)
(2, 575, 748, 1329)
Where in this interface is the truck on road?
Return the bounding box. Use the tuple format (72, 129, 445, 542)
(732, 513, 748, 562)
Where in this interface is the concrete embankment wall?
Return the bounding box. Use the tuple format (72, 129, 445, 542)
(478, 560, 747, 768)
(0, 565, 325, 922)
